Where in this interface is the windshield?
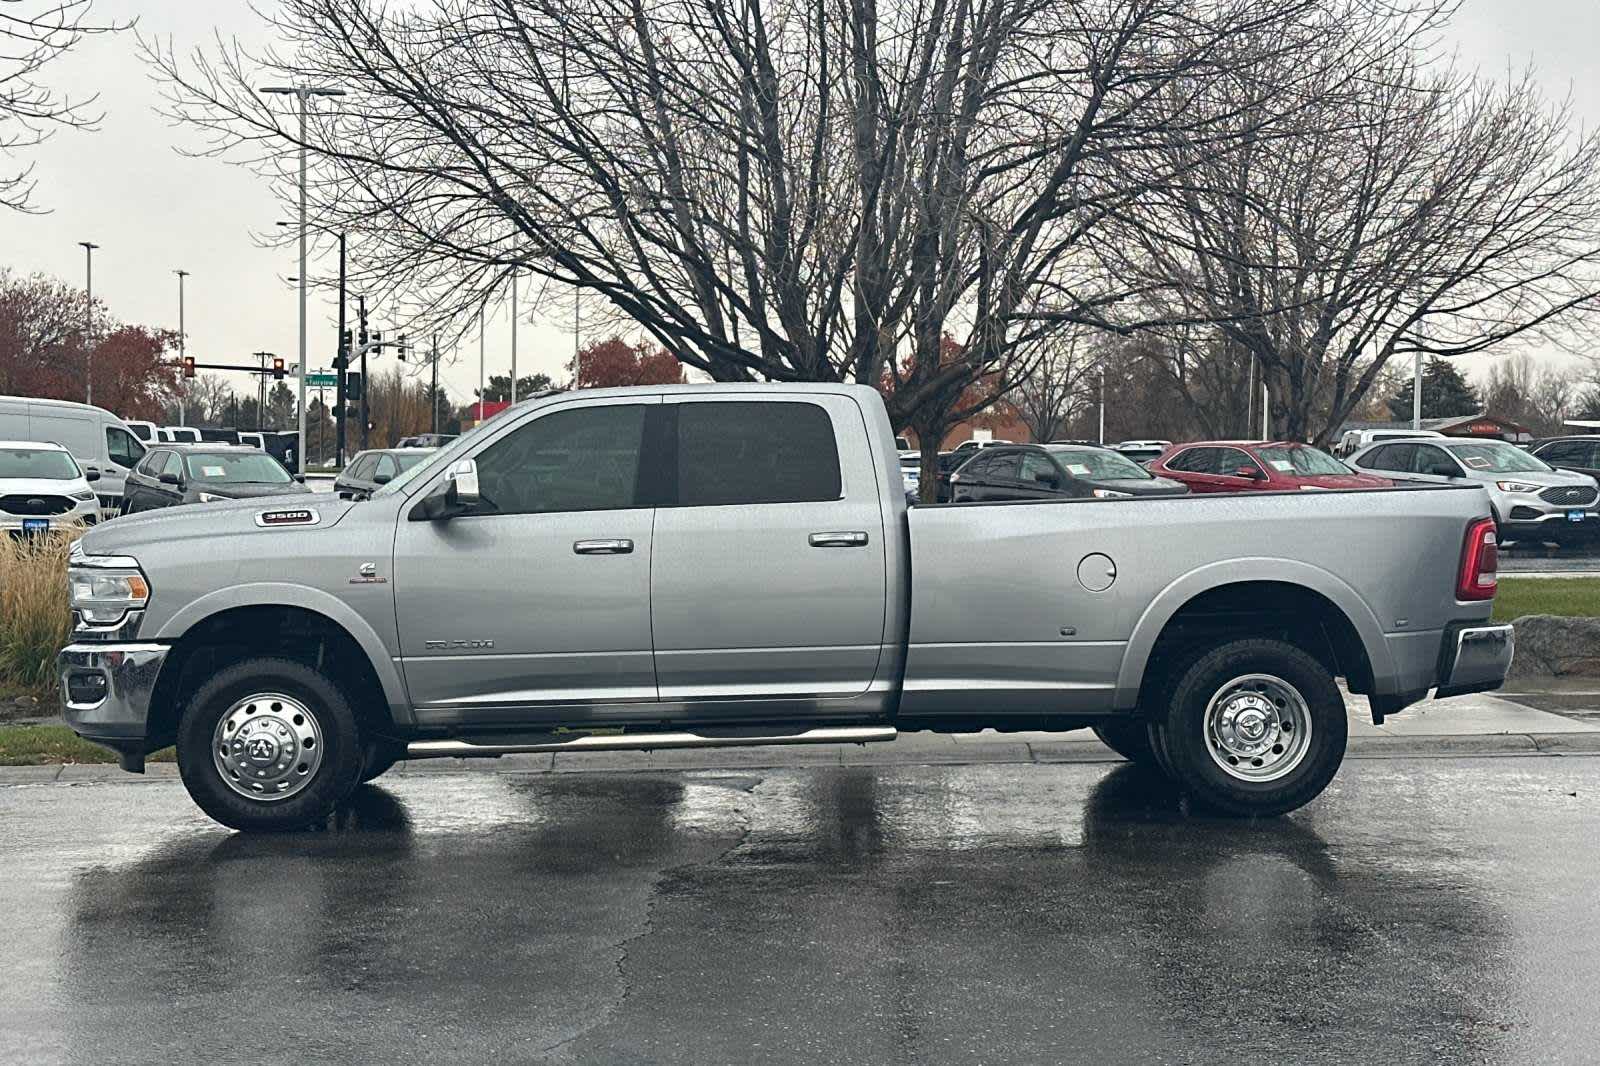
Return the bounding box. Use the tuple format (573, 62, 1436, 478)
(0, 448, 81, 480)
(184, 452, 293, 484)
(1256, 446, 1350, 476)
(1045, 446, 1152, 480)
(1445, 441, 1550, 474)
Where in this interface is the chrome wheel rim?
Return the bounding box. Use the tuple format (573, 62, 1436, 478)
(1203, 673, 1312, 783)
(212, 692, 324, 802)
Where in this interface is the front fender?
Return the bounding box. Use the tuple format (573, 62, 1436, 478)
(155, 582, 411, 722)
(1113, 557, 1396, 708)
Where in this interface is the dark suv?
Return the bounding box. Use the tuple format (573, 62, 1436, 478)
(1530, 436, 1600, 483)
(949, 443, 1188, 502)
(121, 445, 310, 514)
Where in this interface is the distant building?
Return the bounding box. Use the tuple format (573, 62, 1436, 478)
(461, 399, 510, 431)
(1336, 412, 1533, 444)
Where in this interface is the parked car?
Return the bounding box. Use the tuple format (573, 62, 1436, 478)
(0, 395, 145, 514)
(160, 426, 202, 444)
(1349, 437, 1598, 545)
(1528, 436, 1600, 484)
(0, 441, 101, 532)
(1151, 441, 1391, 493)
(1113, 440, 1172, 465)
(950, 443, 1188, 502)
(123, 420, 159, 443)
(899, 454, 921, 497)
(58, 382, 1511, 832)
(1334, 427, 1445, 458)
(121, 445, 311, 514)
(335, 448, 438, 498)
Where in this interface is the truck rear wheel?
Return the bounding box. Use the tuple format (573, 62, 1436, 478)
(176, 656, 365, 832)
(1091, 721, 1157, 766)
(1150, 638, 1346, 817)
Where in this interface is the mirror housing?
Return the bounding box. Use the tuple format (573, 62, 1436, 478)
(372, 471, 392, 485)
(1033, 471, 1060, 488)
(410, 458, 480, 521)
(84, 468, 101, 483)
(158, 472, 181, 486)
(1235, 466, 1266, 480)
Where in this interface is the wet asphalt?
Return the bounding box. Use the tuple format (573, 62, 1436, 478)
(3, 757, 1600, 1065)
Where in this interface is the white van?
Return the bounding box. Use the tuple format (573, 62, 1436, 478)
(0, 396, 146, 514)
(123, 419, 159, 443)
(160, 426, 202, 444)
(1334, 428, 1445, 458)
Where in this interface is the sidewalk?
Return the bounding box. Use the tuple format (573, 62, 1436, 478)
(5, 689, 1599, 786)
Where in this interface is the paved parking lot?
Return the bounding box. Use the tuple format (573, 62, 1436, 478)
(4, 750, 1600, 1064)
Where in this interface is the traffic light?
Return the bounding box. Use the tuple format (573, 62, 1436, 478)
(396, 334, 407, 361)
(336, 329, 351, 371)
(181, 356, 195, 379)
(371, 331, 383, 353)
(272, 357, 286, 380)
(345, 371, 363, 401)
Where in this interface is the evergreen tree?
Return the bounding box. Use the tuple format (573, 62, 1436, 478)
(1387, 358, 1480, 421)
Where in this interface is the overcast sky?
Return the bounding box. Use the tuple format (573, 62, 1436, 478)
(1, 0, 1597, 412)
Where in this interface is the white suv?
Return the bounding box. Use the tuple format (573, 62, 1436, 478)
(0, 441, 101, 532)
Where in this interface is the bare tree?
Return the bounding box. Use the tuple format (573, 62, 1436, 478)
(1103, 14, 1600, 447)
(144, 0, 1363, 499)
(0, 0, 125, 211)
(1014, 330, 1098, 443)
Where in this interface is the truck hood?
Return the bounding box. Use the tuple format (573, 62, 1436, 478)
(79, 492, 358, 555)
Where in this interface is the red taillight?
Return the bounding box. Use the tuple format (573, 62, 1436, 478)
(1457, 517, 1498, 601)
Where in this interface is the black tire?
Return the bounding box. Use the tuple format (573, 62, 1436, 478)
(176, 656, 365, 832)
(1091, 720, 1157, 765)
(359, 738, 407, 784)
(1149, 638, 1346, 817)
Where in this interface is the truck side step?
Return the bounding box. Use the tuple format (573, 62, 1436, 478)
(405, 725, 898, 760)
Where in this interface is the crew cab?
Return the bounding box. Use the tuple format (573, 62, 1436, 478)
(58, 384, 1513, 832)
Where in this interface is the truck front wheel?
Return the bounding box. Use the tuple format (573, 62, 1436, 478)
(176, 656, 365, 832)
(1151, 638, 1346, 817)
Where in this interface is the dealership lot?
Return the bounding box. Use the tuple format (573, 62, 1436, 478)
(5, 750, 1600, 1064)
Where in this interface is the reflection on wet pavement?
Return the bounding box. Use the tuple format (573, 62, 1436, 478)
(2, 758, 1595, 1063)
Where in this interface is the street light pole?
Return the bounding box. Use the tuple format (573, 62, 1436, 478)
(510, 275, 519, 405)
(259, 83, 345, 474)
(1412, 350, 1423, 431)
(1097, 368, 1106, 445)
(431, 334, 440, 435)
(78, 241, 98, 405)
(478, 305, 485, 425)
(574, 292, 581, 387)
(174, 269, 189, 425)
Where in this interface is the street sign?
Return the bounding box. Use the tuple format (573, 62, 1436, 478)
(305, 373, 338, 387)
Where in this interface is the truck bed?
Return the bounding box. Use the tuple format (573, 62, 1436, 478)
(900, 484, 1495, 718)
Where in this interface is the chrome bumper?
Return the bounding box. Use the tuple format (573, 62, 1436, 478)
(57, 642, 169, 743)
(1437, 624, 1514, 697)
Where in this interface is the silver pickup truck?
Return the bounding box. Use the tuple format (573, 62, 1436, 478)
(58, 384, 1513, 831)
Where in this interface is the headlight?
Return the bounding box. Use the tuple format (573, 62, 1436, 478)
(69, 564, 150, 625)
(196, 491, 230, 503)
(1091, 488, 1133, 499)
(70, 490, 96, 502)
(1496, 481, 1542, 494)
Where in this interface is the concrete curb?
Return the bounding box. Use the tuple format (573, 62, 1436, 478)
(7, 732, 1600, 786)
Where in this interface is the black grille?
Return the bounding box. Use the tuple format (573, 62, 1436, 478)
(1539, 485, 1598, 507)
(0, 494, 74, 516)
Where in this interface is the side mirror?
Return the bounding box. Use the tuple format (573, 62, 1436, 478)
(158, 472, 181, 486)
(1033, 471, 1060, 488)
(372, 471, 393, 485)
(1235, 466, 1265, 480)
(410, 458, 480, 521)
(293, 473, 307, 484)
(84, 469, 101, 483)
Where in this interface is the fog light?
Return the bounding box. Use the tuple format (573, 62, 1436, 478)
(1509, 506, 1540, 521)
(67, 671, 108, 704)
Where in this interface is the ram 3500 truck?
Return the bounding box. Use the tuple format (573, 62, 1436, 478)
(58, 384, 1513, 831)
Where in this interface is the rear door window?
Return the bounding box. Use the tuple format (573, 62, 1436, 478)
(675, 401, 841, 506)
(1213, 448, 1259, 478)
(1167, 447, 1216, 473)
(982, 450, 1022, 481)
(1019, 452, 1060, 485)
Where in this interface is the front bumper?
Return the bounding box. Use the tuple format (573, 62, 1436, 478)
(57, 642, 169, 770)
(1435, 623, 1515, 699)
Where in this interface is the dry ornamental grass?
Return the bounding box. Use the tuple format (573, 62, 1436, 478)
(0, 528, 79, 693)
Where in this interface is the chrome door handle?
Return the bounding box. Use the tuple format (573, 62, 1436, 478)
(808, 531, 869, 547)
(573, 539, 634, 555)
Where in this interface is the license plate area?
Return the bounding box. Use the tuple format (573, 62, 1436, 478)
(1568, 510, 1585, 523)
(21, 518, 48, 533)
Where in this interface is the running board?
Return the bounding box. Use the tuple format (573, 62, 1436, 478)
(405, 725, 898, 760)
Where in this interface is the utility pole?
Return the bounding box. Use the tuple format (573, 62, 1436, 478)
(1412, 350, 1423, 431)
(259, 83, 346, 474)
(253, 351, 272, 431)
(335, 233, 347, 465)
(431, 334, 440, 435)
(1097, 368, 1106, 445)
(510, 276, 519, 405)
(478, 305, 485, 426)
(78, 241, 98, 405)
(175, 269, 189, 425)
(358, 294, 370, 451)
(574, 291, 582, 387)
